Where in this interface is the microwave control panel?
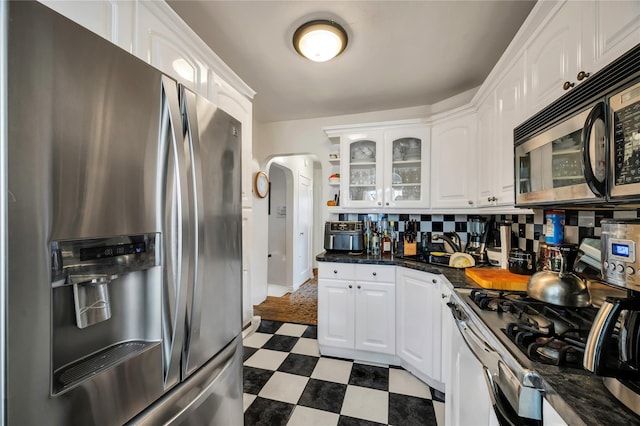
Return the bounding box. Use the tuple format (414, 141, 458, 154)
(603, 237, 640, 289)
(611, 81, 640, 187)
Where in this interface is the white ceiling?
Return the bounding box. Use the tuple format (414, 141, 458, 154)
(167, 1, 536, 123)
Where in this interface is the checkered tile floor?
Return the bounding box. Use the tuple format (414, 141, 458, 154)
(243, 320, 445, 426)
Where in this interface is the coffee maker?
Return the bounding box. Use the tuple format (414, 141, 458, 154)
(583, 219, 640, 416)
(465, 216, 491, 263)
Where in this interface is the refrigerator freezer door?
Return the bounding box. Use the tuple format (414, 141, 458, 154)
(180, 87, 243, 378)
(129, 335, 243, 425)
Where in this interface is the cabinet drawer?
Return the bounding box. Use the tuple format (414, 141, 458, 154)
(356, 264, 395, 282)
(318, 262, 356, 280)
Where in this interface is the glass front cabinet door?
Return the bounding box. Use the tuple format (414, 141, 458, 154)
(337, 125, 430, 209)
(384, 127, 430, 208)
(341, 132, 384, 207)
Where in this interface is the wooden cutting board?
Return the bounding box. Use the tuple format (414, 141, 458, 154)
(465, 268, 530, 291)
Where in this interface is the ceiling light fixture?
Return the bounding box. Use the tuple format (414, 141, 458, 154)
(293, 20, 348, 62)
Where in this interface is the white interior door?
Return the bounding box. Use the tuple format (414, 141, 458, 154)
(295, 174, 312, 289)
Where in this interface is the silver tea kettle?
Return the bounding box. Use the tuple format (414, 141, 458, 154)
(527, 248, 591, 307)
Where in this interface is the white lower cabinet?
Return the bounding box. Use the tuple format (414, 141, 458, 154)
(543, 398, 567, 426)
(318, 262, 395, 361)
(396, 267, 444, 391)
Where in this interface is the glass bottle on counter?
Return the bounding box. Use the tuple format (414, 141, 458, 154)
(382, 227, 392, 256)
(364, 218, 371, 254)
(371, 222, 380, 256)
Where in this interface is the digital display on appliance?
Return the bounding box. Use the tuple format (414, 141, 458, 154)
(80, 242, 146, 261)
(612, 243, 630, 257)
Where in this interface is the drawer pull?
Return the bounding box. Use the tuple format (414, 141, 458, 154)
(372, 272, 377, 276)
(333, 270, 338, 274)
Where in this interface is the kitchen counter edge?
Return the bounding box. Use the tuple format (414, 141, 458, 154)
(316, 251, 482, 289)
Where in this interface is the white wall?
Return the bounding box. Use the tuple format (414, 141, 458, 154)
(267, 164, 287, 286)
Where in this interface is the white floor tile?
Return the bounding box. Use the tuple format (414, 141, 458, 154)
(340, 385, 388, 424)
(243, 348, 288, 370)
(258, 371, 309, 404)
(433, 400, 445, 426)
(243, 332, 272, 348)
(276, 323, 308, 337)
(310, 357, 352, 384)
(291, 337, 320, 357)
(388, 369, 431, 399)
(287, 405, 339, 426)
(243, 393, 256, 412)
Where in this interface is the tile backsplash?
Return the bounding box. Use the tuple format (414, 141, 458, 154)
(338, 209, 640, 253)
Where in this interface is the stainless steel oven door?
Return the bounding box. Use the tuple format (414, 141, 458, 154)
(515, 104, 606, 206)
(449, 299, 543, 424)
(609, 80, 640, 201)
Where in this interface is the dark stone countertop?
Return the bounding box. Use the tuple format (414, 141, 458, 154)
(316, 251, 640, 425)
(316, 251, 482, 289)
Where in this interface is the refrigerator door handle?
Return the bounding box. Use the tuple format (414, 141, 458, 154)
(160, 76, 191, 388)
(180, 86, 206, 376)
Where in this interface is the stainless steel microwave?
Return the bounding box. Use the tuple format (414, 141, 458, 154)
(514, 44, 640, 207)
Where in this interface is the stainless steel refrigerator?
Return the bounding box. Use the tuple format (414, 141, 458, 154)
(3, 2, 243, 424)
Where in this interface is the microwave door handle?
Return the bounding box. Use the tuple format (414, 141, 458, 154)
(581, 102, 607, 197)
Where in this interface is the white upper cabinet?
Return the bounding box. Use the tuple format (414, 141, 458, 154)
(476, 95, 497, 207)
(585, 1, 640, 74)
(431, 111, 477, 209)
(326, 121, 430, 210)
(384, 126, 431, 209)
(525, 2, 584, 117)
(526, 1, 640, 117)
(494, 56, 525, 205)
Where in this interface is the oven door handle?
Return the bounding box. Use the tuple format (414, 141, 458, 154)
(452, 309, 501, 372)
(483, 367, 520, 426)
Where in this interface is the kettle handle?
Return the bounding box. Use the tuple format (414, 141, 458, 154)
(584, 297, 625, 374)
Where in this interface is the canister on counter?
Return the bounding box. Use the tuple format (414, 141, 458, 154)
(545, 210, 565, 244)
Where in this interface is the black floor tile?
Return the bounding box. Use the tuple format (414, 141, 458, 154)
(243, 346, 259, 362)
(298, 378, 347, 413)
(388, 393, 437, 426)
(338, 415, 386, 426)
(348, 363, 389, 391)
(243, 366, 275, 395)
(257, 320, 285, 334)
(277, 353, 319, 377)
(262, 334, 299, 352)
(244, 396, 294, 426)
(302, 325, 318, 339)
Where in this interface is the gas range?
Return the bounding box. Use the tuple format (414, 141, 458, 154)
(466, 289, 598, 368)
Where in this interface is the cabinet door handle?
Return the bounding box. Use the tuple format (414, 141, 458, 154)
(577, 71, 590, 81)
(441, 293, 447, 299)
(385, 202, 389, 206)
(433, 279, 438, 284)
(333, 270, 338, 274)
(357, 285, 361, 289)
(372, 272, 377, 276)
(468, 200, 473, 205)
(348, 284, 353, 289)
(377, 202, 382, 206)
(563, 81, 575, 90)
(487, 197, 492, 202)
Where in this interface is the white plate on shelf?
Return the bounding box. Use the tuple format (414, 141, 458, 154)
(392, 173, 402, 184)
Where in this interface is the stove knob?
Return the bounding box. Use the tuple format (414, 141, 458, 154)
(604, 261, 609, 270)
(617, 263, 625, 273)
(627, 266, 635, 276)
(610, 262, 617, 271)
